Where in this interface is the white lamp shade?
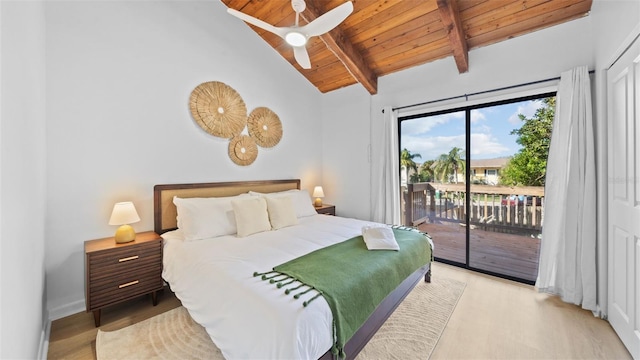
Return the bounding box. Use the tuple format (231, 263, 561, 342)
(108, 202, 140, 225)
(312, 186, 325, 198)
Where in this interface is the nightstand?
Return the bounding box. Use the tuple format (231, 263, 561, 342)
(85, 231, 163, 327)
(315, 204, 336, 215)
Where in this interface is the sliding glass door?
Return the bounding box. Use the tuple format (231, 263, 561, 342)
(399, 94, 554, 284)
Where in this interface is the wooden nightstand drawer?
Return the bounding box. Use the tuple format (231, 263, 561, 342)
(89, 261, 162, 291)
(85, 231, 164, 326)
(89, 268, 163, 309)
(88, 254, 161, 283)
(88, 244, 161, 282)
(88, 241, 161, 267)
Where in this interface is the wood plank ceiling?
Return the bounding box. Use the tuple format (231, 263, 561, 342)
(221, 0, 592, 94)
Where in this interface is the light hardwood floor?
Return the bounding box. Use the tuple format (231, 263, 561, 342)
(47, 263, 631, 359)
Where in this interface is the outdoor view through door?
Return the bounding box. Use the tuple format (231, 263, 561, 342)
(399, 93, 555, 284)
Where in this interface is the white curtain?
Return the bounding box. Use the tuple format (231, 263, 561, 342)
(371, 106, 401, 225)
(536, 66, 597, 311)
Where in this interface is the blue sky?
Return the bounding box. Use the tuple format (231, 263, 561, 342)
(400, 99, 544, 162)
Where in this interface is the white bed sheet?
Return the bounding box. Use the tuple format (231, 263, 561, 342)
(162, 214, 382, 360)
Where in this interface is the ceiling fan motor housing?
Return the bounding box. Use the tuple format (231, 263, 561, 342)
(291, 0, 306, 13)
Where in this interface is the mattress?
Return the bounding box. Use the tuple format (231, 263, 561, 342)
(161, 214, 385, 360)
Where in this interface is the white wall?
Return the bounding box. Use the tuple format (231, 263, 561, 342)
(44, 0, 324, 317)
(323, 14, 596, 220)
(592, 0, 640, 67)
(0, 1, 47, 358)
(321, 85, 372, 220)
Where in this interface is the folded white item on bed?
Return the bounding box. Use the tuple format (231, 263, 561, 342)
(162, 215, 381, 360)
(361, 225, 400, 250)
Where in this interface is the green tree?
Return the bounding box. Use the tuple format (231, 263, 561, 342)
(400, 148, 421, 184)
(433, 147, 466, 183)
(409, 160, 435, 183)
(500, 97, 555, 186)
(420, 160, 435, 182)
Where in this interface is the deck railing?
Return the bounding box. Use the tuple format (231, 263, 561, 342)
(402, 182, 545, 235)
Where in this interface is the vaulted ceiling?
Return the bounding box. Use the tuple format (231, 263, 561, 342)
(221, 0, 593, 94)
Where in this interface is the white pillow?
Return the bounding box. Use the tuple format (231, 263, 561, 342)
(173, 194, 248, 241)
(232, 197, 272, 237)
(362, 225, 399, 251)
(249, 189, 317, 218)
(160, 228, 184, 242)
(266, 196, 298, 230)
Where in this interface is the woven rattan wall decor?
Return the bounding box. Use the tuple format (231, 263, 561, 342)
(189, 81, 247, 139)
(247, 107, 282, 148)
(188, 81, 283, 166)
(228, 135, 258, 166)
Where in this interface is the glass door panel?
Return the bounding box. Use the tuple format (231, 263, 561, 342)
(468, 100, 549, 283)
(400, 111, 466, 265)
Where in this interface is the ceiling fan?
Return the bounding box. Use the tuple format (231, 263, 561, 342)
(227, 0, 353, 69)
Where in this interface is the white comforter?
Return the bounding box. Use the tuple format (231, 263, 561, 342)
(162, 214, 381, 360)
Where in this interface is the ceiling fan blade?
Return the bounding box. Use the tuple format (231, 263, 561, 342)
(227, 8, 288, 39)
(302, 1, 353, 37)
(293, 46, 311, 69)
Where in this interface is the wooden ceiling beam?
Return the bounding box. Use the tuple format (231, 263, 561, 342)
(302, 0, 378, 94)
(437, 0, 469, 73)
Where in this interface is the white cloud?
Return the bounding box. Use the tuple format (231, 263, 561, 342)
(473, 124, 492, 134)
(507, 100, 542, 125)
(470, 133, 510, 156)
(401, 107, 515, 161)
(401, 112, 463, 135)
(402, 134, 465, 161)
(470, 109, 487, 123)
(402, 132, 510, 162)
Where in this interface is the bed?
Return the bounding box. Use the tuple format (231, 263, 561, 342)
(154, 179, 432, 359)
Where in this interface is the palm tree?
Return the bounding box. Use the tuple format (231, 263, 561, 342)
(419, 160, 436, 182)
(410, 160, 435, 183)
(433, 147, 466, 183)
(400, 148, 421, 184)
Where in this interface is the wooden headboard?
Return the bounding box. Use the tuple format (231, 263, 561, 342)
(153, 179, 300, 234)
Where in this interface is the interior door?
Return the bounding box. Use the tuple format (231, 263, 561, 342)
(607, 35, 640, 359)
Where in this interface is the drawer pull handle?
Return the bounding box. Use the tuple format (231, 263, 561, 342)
(119, 280, 139, 289)
(118, 255, 139, 262)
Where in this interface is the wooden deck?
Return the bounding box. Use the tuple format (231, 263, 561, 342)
(418, 221, 541, 283)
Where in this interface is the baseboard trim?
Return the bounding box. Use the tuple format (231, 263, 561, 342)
(37, 318, 51, 360)
(48, 299, 85, 321)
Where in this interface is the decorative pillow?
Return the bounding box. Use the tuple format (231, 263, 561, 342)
(362, 225, 399, 251)
(232, 197, 272, 237)
(266, 196, 298, 230)
(173, 194, 248, 241)
(249, 189, 317, 218)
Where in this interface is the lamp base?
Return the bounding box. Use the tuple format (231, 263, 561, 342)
(314, 198, 323, 207)
(114, 224, 136, 243)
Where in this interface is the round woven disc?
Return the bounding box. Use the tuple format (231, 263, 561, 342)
(247, 107, 282, 148)
(228, 135, 258, 166)
(189, 82, 247, 139)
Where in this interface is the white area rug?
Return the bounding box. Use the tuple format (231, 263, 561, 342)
(96, 277, 465, 359)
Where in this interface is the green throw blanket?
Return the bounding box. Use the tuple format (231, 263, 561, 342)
(255, 226, 433, 358)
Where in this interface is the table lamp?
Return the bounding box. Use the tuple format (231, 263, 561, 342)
(312, 186, 325, 207)
(109, 201, 141, 243)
